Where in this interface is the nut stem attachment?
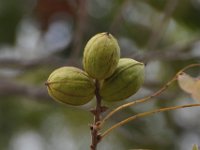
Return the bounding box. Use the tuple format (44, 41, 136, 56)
(90, 80, 102, 150)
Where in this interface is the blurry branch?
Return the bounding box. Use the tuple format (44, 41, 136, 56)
(1, 36, 200, 70)
(70, 0, 87, 60)
(0, 80, 50, 101)
(147, 0, 179, 50)
(160, 36, 200, 52)
(109, 0, 131, 33)
(133, 37, 200, 62)
(135, 49, 200, 62)
(1, 43, 199, 70)
(0, 57, 81, 69)
(0, 79, 174, 102)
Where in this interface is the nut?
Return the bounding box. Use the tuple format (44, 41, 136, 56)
(83, 32, 120, 80)
(46, 67, 95, 106)
(100, 58, 145, 102)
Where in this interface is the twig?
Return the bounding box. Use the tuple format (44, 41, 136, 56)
(90, 80, 102, 150)
(101, 103, 200, 139)
(100, 64, 200, 127)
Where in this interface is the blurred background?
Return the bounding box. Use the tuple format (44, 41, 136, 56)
(0, 0, 200, 150)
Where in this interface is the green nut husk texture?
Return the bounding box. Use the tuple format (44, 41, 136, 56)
(83, 32, 120, 80)
(46, 67, 95, 106)
(100, 58, 145, 102)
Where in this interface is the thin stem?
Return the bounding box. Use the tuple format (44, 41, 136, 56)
(101, 103, 200, 139)
(90, 80, 102, 150)
(100, 63, 200, 127)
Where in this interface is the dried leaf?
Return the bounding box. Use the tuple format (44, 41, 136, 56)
(192, 79, 200, 103)
(178, 72, 196, 93)
(178, 72, 200, 102)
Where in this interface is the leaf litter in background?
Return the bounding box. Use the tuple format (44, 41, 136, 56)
(177, 72, 200, 103)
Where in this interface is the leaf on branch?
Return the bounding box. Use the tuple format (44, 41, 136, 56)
(177, 72, 200, 102)
(178, 72, 196, 93)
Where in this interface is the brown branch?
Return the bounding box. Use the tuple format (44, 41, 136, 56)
(90, 80, 102, 150)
